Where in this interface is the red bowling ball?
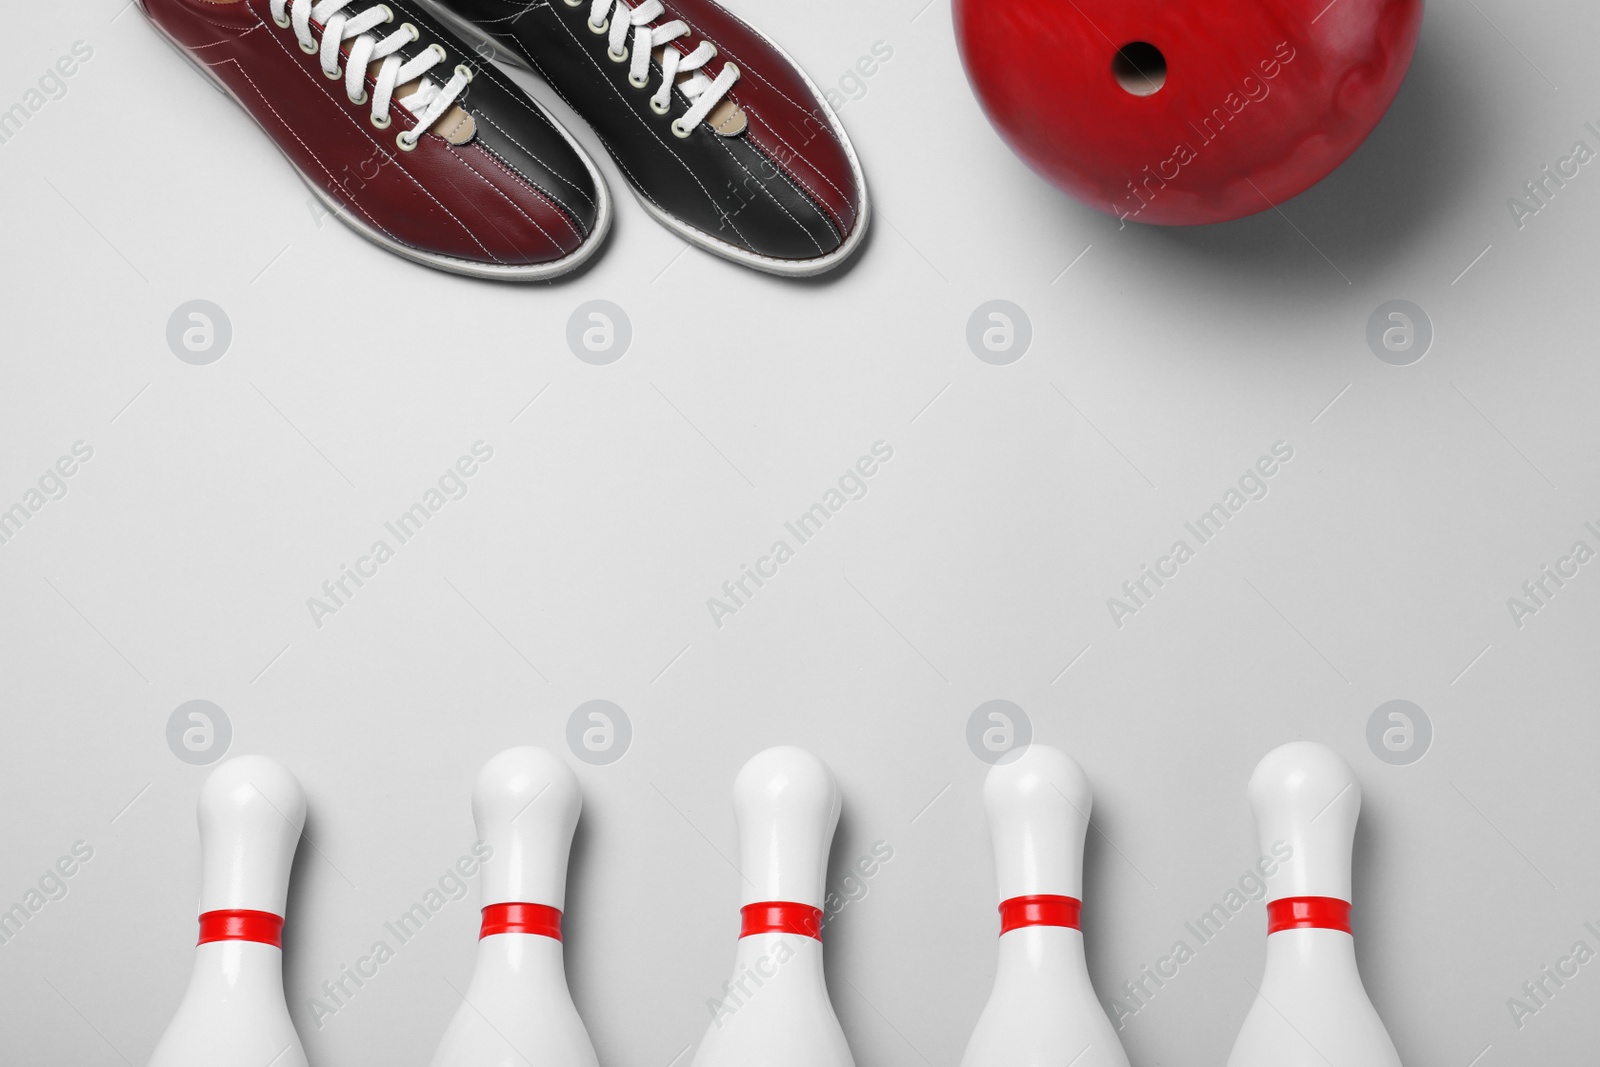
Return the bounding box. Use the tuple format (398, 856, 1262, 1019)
(953, 0, 1424, 225)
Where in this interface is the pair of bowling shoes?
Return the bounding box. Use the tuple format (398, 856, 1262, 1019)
(139, 0, 867, 278)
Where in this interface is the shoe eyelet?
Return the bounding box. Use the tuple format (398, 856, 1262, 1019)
(670, 118, 692, 138)
(379, 3, 394, 21)
(455, 63, 475, 82)
(563, 0, 582, 5)
(704, 43, 718, 58)
(371, 111, 392, 129)
(588, 16, 608, 33)
(428, 43, 448, 62)
(350, 89, 369, 105)
(299, 37, 319, 54)
(649, 96, 670, 114)
(323, 64, 342, 80)
(401, 22, 420, 42)
(628, 71, 648, 88)
(273, 11, 291, 28)
(608, 45, 628, 62)
(397, 130, 419, 151)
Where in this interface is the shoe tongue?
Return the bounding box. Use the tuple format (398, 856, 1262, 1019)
(706, 96, 745, 137)
(427, 98, 477, 145)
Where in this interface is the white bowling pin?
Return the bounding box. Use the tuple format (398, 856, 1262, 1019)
(693, 747, 854, 1067)
(149, 755, 310, 1067)
(1226, 742, 1401, 1067)
(431, 747, 598, 1067)
(961, 744, 1130, 1067)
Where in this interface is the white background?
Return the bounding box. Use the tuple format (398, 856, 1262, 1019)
(2, 0, 1598, 1065)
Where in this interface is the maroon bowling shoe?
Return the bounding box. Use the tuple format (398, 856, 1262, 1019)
(140, 0, 611, 278)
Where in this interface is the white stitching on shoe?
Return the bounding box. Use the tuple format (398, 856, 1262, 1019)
(498, 34, 668, 208)
(259, 22, 504, 261)
(466, 1, 553, 25)
(710, 134, 824, 253)
(475, 110, 596, 210)
(742, 111, 851, 235)
(227, 62, 408, 245)
(185, 22, 265, 48)
(175, 11, 419, 246)
(449, 144, 569, 255)
(471, 139, 585, 242)
(750, 105, 851, 207)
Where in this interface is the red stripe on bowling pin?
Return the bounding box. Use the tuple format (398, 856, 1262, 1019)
(1266, 896, 1352, 935)
(197, 908, 284, 946)
(479, 902, 563, 941)
(998, 893, 1081, 934)
(740, 901, 824, 940)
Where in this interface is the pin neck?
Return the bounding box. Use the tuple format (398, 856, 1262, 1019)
(479, 902, 563, 941)
(197, 909, 283, 947)
(740, 901, 823, 940)
(998, 894, 1081, 935)
(1266, 895, 1351, 935)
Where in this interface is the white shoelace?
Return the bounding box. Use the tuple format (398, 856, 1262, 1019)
(270, 0, 472, 148)
(588, 0, 740, 134)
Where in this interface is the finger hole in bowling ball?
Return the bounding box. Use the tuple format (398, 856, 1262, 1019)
(1112, 41, 1165, 96)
